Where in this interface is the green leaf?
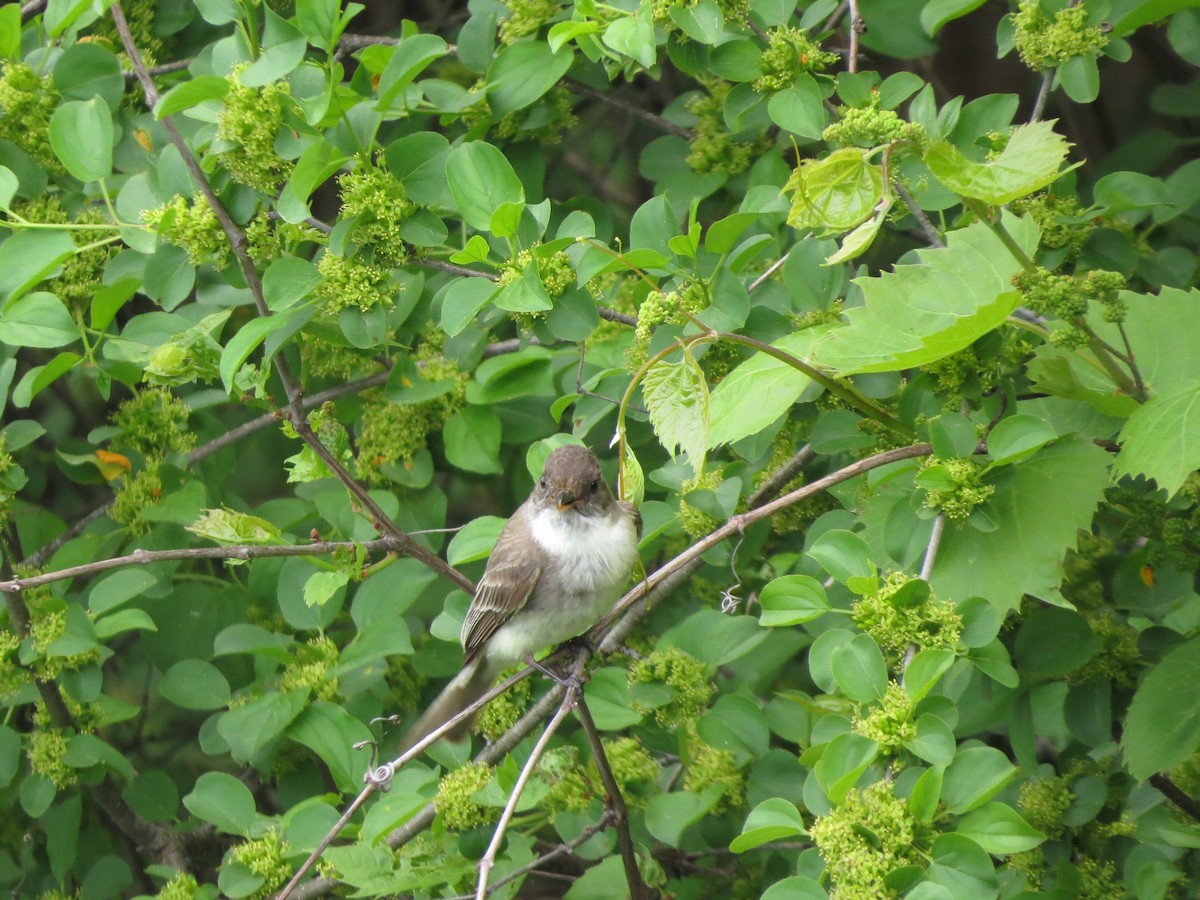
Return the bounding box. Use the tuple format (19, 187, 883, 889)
(766, 75, 826, 139)
(930, 438, 1111, 614)
(760, 877, 829, 900)
(730, 798, 805, 852)
(0, 231, 77, 307)
(1123, 637, 1200, 780)
(0, 292, 78, 349)
(920, 0, 988, 36)
(158, 659, 232, 710)
(53, 42, 124, 108)
(1114, 380, 1200, 497)
(954, 802, 1044, 854)
(487, 41, 575, 116)
(182, 771, 259, 836)
(1013, 607, 1102, 676)
(0, 165, 15, 210)
(87, 570, 158, 616)
(903, 648, 955, 701)
(643, 352, 709, 476)
(444, 405, 503, 474)
(447, 516, 506, 565)
(49, 98, 113, 182)
(924, 120, 1075, 205)
(445, 141, 526, 232)
(927, 833, 999, 896)
(908, 766, 943, 823)
(1059, 53, 1100, 104)
(903, 713, 956, 766)
(813, 732, 879, 803)
(287, 702, 374, 793)
(439, 277, 500, 336)
(94, 608, 158, 638)
(262, 258, 322, 311)
(758, 575, 831, 626)
(122, 770, 180, 823)
(153, 76, 230, 118)
(707, 326, 830, 446)
(240, 9, 307, 86)
(830, 634, 887, 702)
(986, 413, 1057, 466)
(217, 690, 308, 762)
(186, 508, 283, 545)
(807, 529, 875, 585)
(304, 570, 350, 607)
(785, 148, 883, 233)
(602, 13, 656, 69)
(644, 789, 720, 847)
(670, 0, 724, 43)
(376, 33, 448, 111)
(815, 214, 1040, 375)
(941, 746, 1016, 813)
(219, 307, 307, 394)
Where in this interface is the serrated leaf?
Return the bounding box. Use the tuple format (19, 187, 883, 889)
(642, 352, 709, 476)
(1113, 380, 1200, 497)
(620, 442, 645, 506)
(708, 326, 832, 447)
(924, 120, 1077, 205)
(1123, 637, 1200, 780)
(186, 508, 283, 545)
(815, 214, 1040, 375)
(930, 438, 1110, 614)
(785, 148, 884, 233)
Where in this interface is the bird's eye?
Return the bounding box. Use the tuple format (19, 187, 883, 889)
(539, 477, 547, 489)
(589, 480, 599, 494)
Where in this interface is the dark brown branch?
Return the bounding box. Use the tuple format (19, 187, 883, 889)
(565, 80, 693, 139)
(20, 0, 47, 23)
(1150, 773, 1200, 824)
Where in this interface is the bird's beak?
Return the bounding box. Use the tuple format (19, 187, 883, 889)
(555, 492, 578, 511)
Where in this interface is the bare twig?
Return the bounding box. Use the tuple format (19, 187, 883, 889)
(918, 514, 946, 582)
(123, 59, 192, 80)
(748, 444, 816, 507)
(475, 665, 581, 899)
(565, 80, 693, 138)
(895, 183, 945, 248)
(575, 695, 650, 899)
(748, 253, 790, 292)
(1150, 773, 1200, 824)
(1029, 70, 1054, 124)
(847, 0, 863, 74)
(20, 0, 47, 23)
(821, 0, 850, 33)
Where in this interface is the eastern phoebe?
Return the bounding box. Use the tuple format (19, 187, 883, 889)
(401, 444, 642, 749)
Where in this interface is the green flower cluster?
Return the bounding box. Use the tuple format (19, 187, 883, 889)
(0, 435, 23, 525)
(1068, 612, 1139, 689)
(111, 463, 162, 534)
(654, 0, 749, 26)
(217, 75, 293, 192)
(687, 81, 759, 175)
(28, 606, 101, 679)
(499, 0, 562, 43)
(477, 668, 532, 740)
(853, 572, 962, 661)
(0, 62, 59, 172)
(678, 468, 725, 539)
(435, 763, 497, 830)
(823, 105, 926, 149)
(228, 830, 292, 899)
(684, 726, 745, 812)
(112, 387, 195, 458)
(631, 282, 708, 364)
(629, 646, 714, 726)
(542, 737, 660, 813)
(809, 780, 923, 897)
(499, 248, 575, 299)
(338, 161, 414, 268)
(299, 332, 382, 381)
(354, 355, 467, 481)
(0, 626, 29, 700)
(1012, 0, 1109, 71)
(462, 81, 577, 142)
(14, 198, 114, 307)
(278, 635, 341, 701)
(144, 195, 229, 267)
(28, 726, 75, 788)
(316, 252, 395, 313)
(753, 26, 839, 93)
(283, 403, 353, 484)
(605, 736, 660, 789)
(1018, 775, 1072, 839)
(1010, 192, 1094, 258)
(246, 213, 322, 268)
(852, 681, 916, 753)
(145, 314, 227, 387)
(919, 456, 995, 521)
(89, 0, 164, 66)
(1083, 269, 1127, 323)
(1013, 267, 1126, 343)
(155, 872, 201, 900)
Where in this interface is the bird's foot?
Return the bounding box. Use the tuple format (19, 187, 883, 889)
(524, 652, 587, 691)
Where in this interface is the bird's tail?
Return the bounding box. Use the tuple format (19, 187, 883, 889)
(399, 659, 494, 753)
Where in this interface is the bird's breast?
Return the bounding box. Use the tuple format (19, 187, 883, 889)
(528, 507, 639, 595)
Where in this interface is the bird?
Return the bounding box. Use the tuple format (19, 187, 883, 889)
(400, 443, 642, 751)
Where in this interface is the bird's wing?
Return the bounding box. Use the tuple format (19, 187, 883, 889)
(460, 513, 543, 663)
(619, 500, 644, 539)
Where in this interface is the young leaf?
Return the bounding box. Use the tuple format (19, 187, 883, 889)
(642, 351, 709, 476)
(1122, 637, 1200, 781)
(1113, 380, 1200, 497)
(924, 120, 1077, 205)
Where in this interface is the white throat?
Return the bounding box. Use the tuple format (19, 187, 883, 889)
(528, 505, 638, 595)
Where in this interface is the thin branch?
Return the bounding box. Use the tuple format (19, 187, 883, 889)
(0, 539, 396, 593)
(565, 80, 693, 139)
(20, 0, 47, 23)
(846, 0, 863, 74)
(598, 306, 638, 327)
(748, 253, 790, 292)
(821, 0, 850, 33)
(895, 183, 945, 249)
(748, 444, 816, 507)
(123, 59, 192, 80)
(1150, 773, 1200, 824)
(918, 514, 946, 582)
(1029, 70, 1054, 124)
(575, 695, 649, 899)
(476, 671, 580, 900)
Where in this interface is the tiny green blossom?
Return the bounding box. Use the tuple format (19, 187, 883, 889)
(217, 74, 293, 191)
(228, 830, 292, 899)
(0, 62, 59, 171)
(684, 726, 745, 812)
(338, 162, 414, 268)
(853, 572, 962, 661)
(279, 635, 341, 701)
(629, 646, 714, 726)
(852, 681, 916, 753)
(1012, 0, 1109, 71)
(499, 0, 562, 43)
(810, 780, 923, 898)
(28, 727, 76, 788)
(919, 456, 995, 521)
(144, 195, 229, 268)
(316, 252, 395, 313)
(823, 105, 926, 149)
(686, 81, 760, 175)
(111, 463, 163, 535)
(677, 469, 725, 539)
(1068, 612, 1139, 689)
(753, 26, 839, 93)
(435, 763, 498, 830)
(1010, 192, 1094, 258)
(477, 669, 533, 740)
(112, 387, 195, 458)
(1018, 775, 1072, 839)
(155, 872, 202, 900)
(631, 283, 708, 364)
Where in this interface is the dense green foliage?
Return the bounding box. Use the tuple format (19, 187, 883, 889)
(2, 0, 1200, 897)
